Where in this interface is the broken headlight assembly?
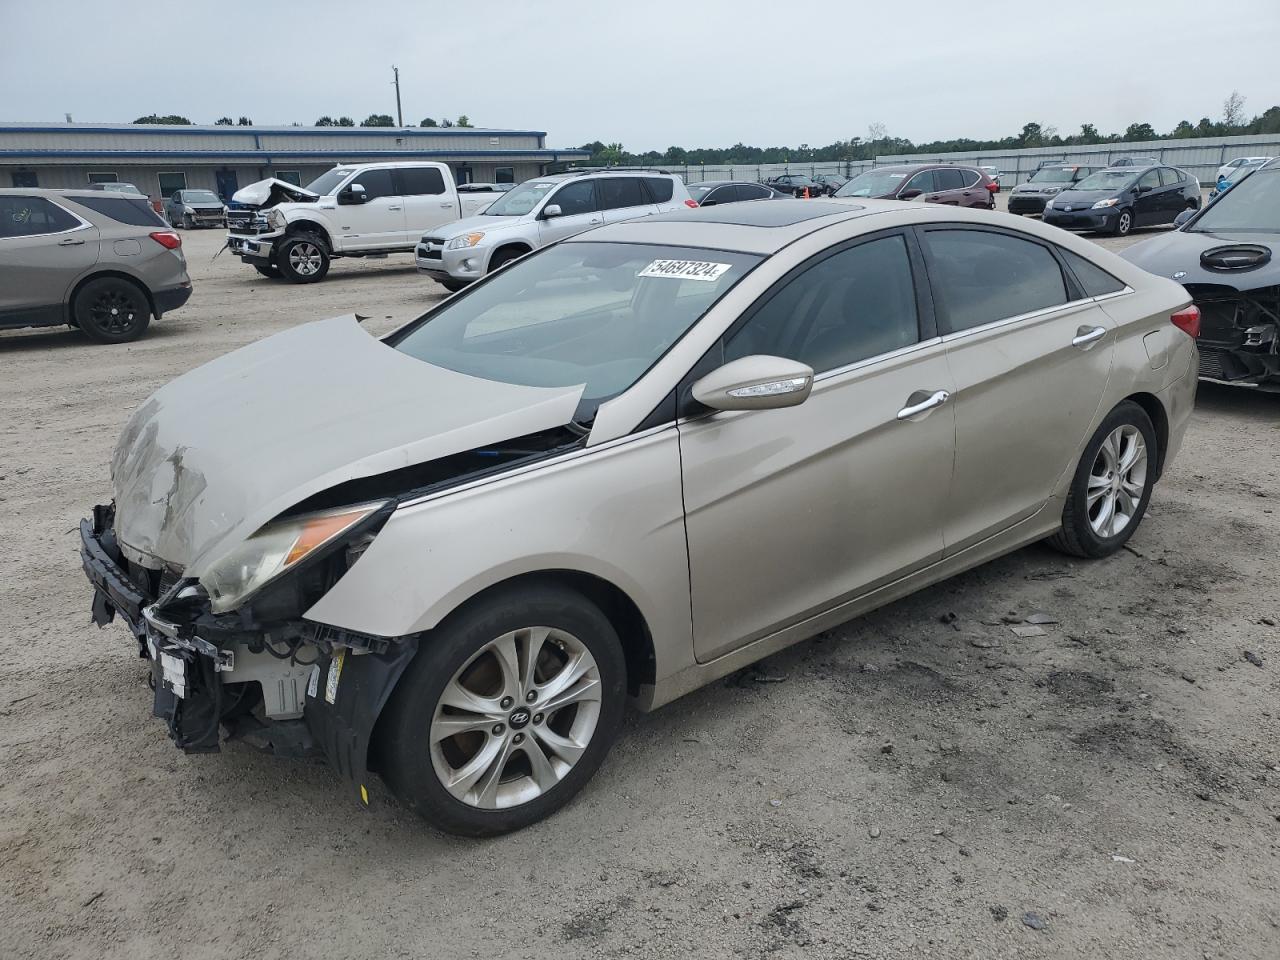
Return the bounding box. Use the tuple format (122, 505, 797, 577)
(199, 501, 387, 613)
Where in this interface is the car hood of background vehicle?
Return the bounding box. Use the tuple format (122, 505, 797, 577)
(433, 213, 524, 239)
(1120, 229, 1280, 285)
(110, 315, 584, 577)
(1048, 189, 1121, 207)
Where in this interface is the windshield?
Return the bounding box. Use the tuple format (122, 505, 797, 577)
(835, 169, 908, 197)
(1073, 170, 1136, 192)
(392, 242, 761, 415)
(304, 168, 353, 196)
(482, 180, 559, 216)
(1191, 167, 1280, 233)
(1030, 168, 1078, 183)
(185, 190, 220, 203)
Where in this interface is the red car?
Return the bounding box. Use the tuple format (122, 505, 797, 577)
(835, 164, 998, 208)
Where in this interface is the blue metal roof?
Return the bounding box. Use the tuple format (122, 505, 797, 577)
(0, 123, 549, 138)
(0, 149, 589, 160)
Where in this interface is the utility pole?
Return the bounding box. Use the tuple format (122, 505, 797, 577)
(392, 65, 403, 127)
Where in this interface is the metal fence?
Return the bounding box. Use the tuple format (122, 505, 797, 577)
(575, 133, 1280, 187)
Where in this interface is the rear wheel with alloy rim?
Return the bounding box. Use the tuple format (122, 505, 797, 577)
(1049, 401, 1157, 558)
(277, 233, 329, 283)
(378, 583, 626, 836)
(73, 276, 151, 343)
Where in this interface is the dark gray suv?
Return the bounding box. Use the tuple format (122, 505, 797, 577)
(0, 189, 192, 343)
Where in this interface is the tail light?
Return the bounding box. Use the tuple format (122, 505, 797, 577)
(1170, 305, 1201, 338)
(149, 230, 182, 250)
(684, 199, 698, 208)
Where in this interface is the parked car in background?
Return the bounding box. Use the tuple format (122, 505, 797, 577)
(0, 188, 190, 343)
(1111, 157, 1159, 168)
(225, 162, 499, 283)
(89, 182, 147, 197)
(687, 181, 786, 206)
(1007, 165, 1095, 215)
(979, 166, 1001, 190)
(1032, 158, 1069, 172)
(416, 169, 692, 291)
(1215, 156, 1273, 181)
(80, 198, 1197, 836)
(765, 174, 825, 197)
(835, 164, 997, 208)
(1043, 165, 1200, 236)
(458, 182, 516, 195)
(813, 173, 849, 196)
(1211, 159, 1267, 199)
(1123, 158, 1280, 389)
(164, 189, 227, 229)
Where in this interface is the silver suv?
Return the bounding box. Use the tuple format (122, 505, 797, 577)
(0, 189, 192, 343)
(416, 169, 693, 290)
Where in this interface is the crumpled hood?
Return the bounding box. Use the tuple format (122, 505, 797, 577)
(431, 213, 523, 240)
(231, 178, 319, 209)
(111, 316, 583, 576)
(1121, 229, 1280, 286)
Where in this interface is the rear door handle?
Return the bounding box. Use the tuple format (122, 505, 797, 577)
(387, 205, 403, 211)
(59, 237, 86, 246)
(440, 202, 454, 208)
(1072, 325, 1107, 349)
(897, 389, 951, 421)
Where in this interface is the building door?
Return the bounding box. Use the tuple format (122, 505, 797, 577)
(215, 169, 239, 201)
(455, 165, 473, 185)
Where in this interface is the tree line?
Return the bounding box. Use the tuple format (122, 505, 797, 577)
(578, 92, 1280, 166)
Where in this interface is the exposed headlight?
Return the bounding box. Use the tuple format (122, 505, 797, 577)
(446, 232, 485, 250)
(200, 502, 385, 613)
(266, 209, 285, 229)
(1092, 198, 1120, 209)
(1042, 187, 1061, 194)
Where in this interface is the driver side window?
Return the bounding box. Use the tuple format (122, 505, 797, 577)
(903, 171, 935, 194)
(1137, 170, 1161, 190)
(352, 168, 397, 200)
(550, 180, 598, 216)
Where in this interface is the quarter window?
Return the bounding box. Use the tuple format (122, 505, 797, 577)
(598, 177, 648, 210)
(725, 234, 920, 374)
(549, 180, 597, 215)
(72, 195, 167, 228)
(1158, 168, 1182, 187)
(958, 169, 981, 188)
(396, 166, 446, 196)
(1059, 248, 1126, 297)
(644, 177, 674, 203)
(0, 196, 81, 237)
(922, 229, 1068, 332)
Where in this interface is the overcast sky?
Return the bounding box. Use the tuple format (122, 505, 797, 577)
(4, 0, 1277, 151)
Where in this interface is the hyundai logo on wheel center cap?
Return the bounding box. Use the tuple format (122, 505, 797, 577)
(509, 708, 531, 729)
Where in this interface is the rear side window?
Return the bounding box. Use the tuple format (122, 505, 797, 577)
(922, 229, 1067, 332)
(644, 177, 674, 203)
(597, 177, 648, 210)
(740, 184, 771, 201)
(958, 169, 981, 188)
(0, 196, 81, 237)
(72, 195, 166, 227)
(935, 169, 966, 190)
(1059, 248, 1126, 297)
(397, 167, 446, 196)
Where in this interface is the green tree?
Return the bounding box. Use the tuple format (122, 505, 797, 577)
(664, 146, 687, 162)
(456, 115, 472, 128)
(336, 116, 355, 127)
(1223, 89, 1247, 127)
(1169, 120, 1195, 139)
(214, 116, 234, 126)
(315, 116, 335, 126)
(1124, 122, 1156, 141)
(133, 114, 192, 125)
(420, 117, 438, 127)
(1017, 122, 1044, 147)
(237, 116, 253, 126)
(360, 113, 395, 127)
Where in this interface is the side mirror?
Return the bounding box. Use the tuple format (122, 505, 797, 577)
(339, 184, 369, 205)
(541, 203, 563, 219)
(898, 188, 923, 200)
(1137, 184, 1152, 194)
(691, 355, 814, 412)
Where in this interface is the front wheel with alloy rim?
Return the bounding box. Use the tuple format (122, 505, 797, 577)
(73, 276, 151, 343)
(1112, 208, 1133, 236)
(1048, 401, 1157, 558)
(377, 584, 626, 836)
(276, 233, 330, 283)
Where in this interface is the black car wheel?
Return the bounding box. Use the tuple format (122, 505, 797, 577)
(253, 262, 282, 279)
(73, 276, 152, 344)
(440, 278, 468, 293)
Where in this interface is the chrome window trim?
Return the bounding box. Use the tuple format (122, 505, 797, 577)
(810, 335, 944, 384)
(939, 287, 1134, 343)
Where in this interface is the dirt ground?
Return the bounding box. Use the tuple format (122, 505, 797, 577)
(2, 208, 1278, 960)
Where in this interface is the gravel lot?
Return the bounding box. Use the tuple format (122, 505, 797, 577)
(2, 206, 1278, 960)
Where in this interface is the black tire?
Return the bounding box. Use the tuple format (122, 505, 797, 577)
(73, 276, 151, 344)
(276, 233, 330, 283)
(253, 262, 282, 279)
(1111, 208, 1134, 237)
(1048, 401, 1158, 558)
(378, 583, 627, 837)
(181, 213, 194, 230)
(488, 247, 526, 272)
(439, 278, 468, 293)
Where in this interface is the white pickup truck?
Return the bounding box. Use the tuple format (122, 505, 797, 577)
(226, 161, 497, 283)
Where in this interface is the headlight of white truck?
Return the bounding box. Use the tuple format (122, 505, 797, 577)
(266, 209, 285, 230)
(200, 502, 385, 613)
(446, 232, 485, 250)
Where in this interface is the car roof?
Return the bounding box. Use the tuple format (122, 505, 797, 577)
(0, 186, 151, 199)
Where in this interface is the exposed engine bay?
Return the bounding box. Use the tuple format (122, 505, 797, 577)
(1185, 279, 1280, 389)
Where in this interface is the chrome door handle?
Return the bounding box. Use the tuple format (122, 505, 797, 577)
(59, 237, 86, 246)
(387, 205, 403, 211)
(440, 202, 454, 208)
(1072, 325, 1107, 349)
(897, 389, 951, 420)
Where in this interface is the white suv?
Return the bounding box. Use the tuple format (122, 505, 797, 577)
(416, 169, 693, 290)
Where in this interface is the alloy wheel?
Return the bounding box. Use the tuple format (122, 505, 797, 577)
(88, 287, 142, 335)
(429, 626, 602, 810)
(288, 242, 323, 276)
(1086, 424, 1147, 538)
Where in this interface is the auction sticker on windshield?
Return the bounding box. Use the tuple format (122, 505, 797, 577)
(638, 259, 732, 282)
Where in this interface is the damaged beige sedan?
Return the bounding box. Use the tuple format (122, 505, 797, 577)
(81, 199, 1198, 835)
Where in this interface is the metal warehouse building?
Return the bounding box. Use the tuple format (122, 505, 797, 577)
(0, 123, 589, 201)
